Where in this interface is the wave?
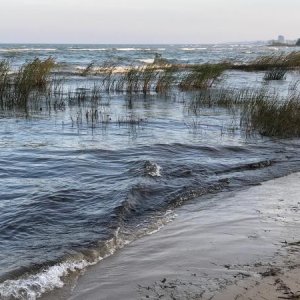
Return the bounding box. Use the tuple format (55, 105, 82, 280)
(0, 259, 91, 300)
(180, 47, 207, 51)
(116, 48, 151, 51)
(144, 161, 162, 177)
(68, 48, 107, 51)
(74, 65, 134, 74)
(0, 232, 122, 300)
(67, 48, 165, 52)
(0, 48, 57, 52)
(0, 210, 176, 300)
(116, 48, 165, 51)
(138, 58, 155, 64)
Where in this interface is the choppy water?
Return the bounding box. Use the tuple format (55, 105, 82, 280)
(0, 43, 300, 299)
(0, 42, 298, 71)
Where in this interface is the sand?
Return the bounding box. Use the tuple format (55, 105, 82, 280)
(44, 173, 300, 300)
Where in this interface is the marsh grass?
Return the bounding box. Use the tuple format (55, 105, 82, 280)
(80, 62, 94, 77)
(186, 88, 269, 117)
(141, 65, 159, 95)
(2, 54, 300, 140)
(155, 65, 178, 93)
(14, 57, 55, 104)
(234, 52, 300, 71)
(100, 62, 117, 92)
(263, 67, 287, 80)
(179, 64, 226, 90)
(124, 67, 143, 93)
(0, 60, 10, 104)
(241, 93, 300, 137)
(117, 114, 145, 125)
(186, 87, 300, 138)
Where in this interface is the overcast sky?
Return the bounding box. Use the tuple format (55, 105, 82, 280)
(0, 0, 299, 44)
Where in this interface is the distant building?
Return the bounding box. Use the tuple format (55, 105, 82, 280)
(278, 35, 285, 43)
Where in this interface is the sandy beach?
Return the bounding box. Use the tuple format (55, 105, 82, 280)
(41, 172, 300, 300)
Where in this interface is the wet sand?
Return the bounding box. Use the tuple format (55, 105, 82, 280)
(45, 173, 300, 300)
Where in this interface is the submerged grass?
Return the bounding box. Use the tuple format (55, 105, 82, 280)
(263, 67, 287, 81)
(0, 60, 10, 104)
(80, 62, 94, 77)
(179, 64, 226, 90)
(233, 52, 300, 71)
(1, 54, 300, 139)
(186, 87, 300, 138)
(241, 92, 300, 137)
(14, 57, 55, 104)
(155, 65, 178, 93)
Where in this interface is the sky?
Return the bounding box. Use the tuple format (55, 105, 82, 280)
(0, 0, 299, 44)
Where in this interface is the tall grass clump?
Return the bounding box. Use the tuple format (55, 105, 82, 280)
(234, 52, 300, 72)
(155, 65, 178, 93)
(179, 64, 226, 90)
(241, 93, 300, 137)
(285, 51, 300, 68)
(80, 62, 94, 76)
(0, 60, 10, 103)
(100, 62, 117, 92)
(14, 57, 55, 103)
(186, 87, 269, 116)
(124, 67, 142, 93)
(141, 65, 159, 95)
(263, 67, 287, 80)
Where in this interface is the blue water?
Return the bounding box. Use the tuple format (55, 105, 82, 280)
(0, 43, 300, 299)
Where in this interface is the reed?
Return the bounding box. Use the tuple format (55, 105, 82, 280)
(117, 114, 144, 125)
(155, 65, 178, 93)
(179, 64, 226, 90)
(241, 93, 300, 137)
(0, 60, 10, 104)
(124, 67, 142, 93)
(100, 62, 117, 92)
(141, 65, 159, 95)
(186, 88, 268, 115)
(233, 52, 300, 71)
(263, 67, 287, 80)
(80, 62, 94, 76)
(14, 57, 55, 104)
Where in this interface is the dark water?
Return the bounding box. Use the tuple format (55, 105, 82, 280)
(0, 43, 300, 299)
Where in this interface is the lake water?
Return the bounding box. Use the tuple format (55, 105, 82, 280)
(0, 43, 300, 299)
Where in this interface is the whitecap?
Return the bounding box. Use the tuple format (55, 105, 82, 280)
(180, 47, 207, 51)
(0, 48, 57, 52)
(68, 48, 107, 51)
(138, 59, 155, 64)
(144, 161, 162, 177)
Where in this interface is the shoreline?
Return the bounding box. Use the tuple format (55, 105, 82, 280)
(43, 172, 300, 300)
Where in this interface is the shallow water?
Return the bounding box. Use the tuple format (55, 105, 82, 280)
(0, 43, 300, 299)
(61, 173, 300, 300)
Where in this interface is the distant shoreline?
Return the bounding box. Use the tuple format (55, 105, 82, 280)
(267, 42, 299, 47)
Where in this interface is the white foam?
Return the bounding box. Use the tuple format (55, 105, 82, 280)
(138, 59, 155, 64)
(180, 47, 207, 51)
(148, 163, 162, 177)
(117, 48, 138, 51)
(0, 48, 57, 52)
(0, 260, 91, 300)
(0, 203, 177, 300)
(68, 48, 107, 51)
(116, 48, 152, 51)
(0, 230, 130, 300)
